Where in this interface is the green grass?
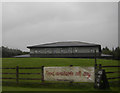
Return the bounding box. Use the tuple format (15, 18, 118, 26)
(1, 58, 120, 92)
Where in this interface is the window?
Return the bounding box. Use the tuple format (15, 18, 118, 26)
(35, 50, 38, 53)
(75, 49, 78, 52)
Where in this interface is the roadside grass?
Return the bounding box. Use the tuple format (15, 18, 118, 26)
(2, 80, 119, 91)
(1, 58, 120, 91)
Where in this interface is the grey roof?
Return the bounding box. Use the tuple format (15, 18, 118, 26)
(14, 54, 30, 58)
(27, 41, 101, 48)
(101, 54, 113, 57)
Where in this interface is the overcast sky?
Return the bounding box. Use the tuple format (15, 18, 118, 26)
(2, 2, 118, 51)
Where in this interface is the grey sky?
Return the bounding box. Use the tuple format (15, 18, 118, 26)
(2, 2, 118, 51)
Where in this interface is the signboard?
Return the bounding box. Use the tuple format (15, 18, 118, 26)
(95, 69, 109, 89)
(44, 67, 94, 82)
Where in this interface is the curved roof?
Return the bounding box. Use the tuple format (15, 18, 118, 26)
(27, 41, 101, 48)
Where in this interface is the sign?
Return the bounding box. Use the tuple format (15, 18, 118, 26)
(44, 67, 94, 82)
(95, 69, 109, 89)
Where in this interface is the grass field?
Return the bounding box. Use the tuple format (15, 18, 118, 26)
(1, 58, 120, 92)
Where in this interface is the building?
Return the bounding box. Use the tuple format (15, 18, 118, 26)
(27, 41, 101, 58)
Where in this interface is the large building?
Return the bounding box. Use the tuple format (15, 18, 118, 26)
(27, 41, 101, 58)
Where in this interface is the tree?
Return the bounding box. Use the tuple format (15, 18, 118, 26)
(1, 46, 25, 58)
(112, 47, 120, 60)
(102, 47, 120, 60)
(102, 47, 112, 55)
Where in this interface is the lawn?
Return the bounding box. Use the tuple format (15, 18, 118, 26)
(1, 58, 120, 92)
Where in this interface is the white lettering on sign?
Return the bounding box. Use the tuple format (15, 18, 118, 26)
(44, 67, 94, 82)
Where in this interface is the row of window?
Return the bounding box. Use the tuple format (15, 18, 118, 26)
(30, 48, 98, 54)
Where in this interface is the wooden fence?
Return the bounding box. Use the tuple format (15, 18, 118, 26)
(98, 64, 120, 80)
(94, 64, 120, 89)
(1, 51, 120, 89)
(0, 66, 44, 84)
(1, 64, 120, 89)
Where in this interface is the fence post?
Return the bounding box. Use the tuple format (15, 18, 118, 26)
(94, 50, 97, 69)
(94, 50, 97, 88)
(69, 65, 73, 86)
(41, 66, 44, 84)
(99, 64, 102, 69)
(16, 66, 19, 84)
(70, 65, 73, 67)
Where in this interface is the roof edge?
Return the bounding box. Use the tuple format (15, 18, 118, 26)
(27, 45, 101, 48)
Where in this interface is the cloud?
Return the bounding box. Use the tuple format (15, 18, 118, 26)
(2, 2, 118, 51)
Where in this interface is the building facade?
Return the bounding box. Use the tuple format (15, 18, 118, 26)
(27, 41, 101, 58)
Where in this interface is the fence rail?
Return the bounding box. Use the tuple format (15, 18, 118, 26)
(98, 64, 120, 80)
(106, 71, 120, 74)
(1, 77, 42, 80)
(107, 77, 120, 80)
(19, 67, 42, 69)
(0, 67, 42, 69)
(101, 66, 120, 68)
(1, 68, 16, 69)
(1, 77, 16, 79)
(1, 73, 41, 75)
